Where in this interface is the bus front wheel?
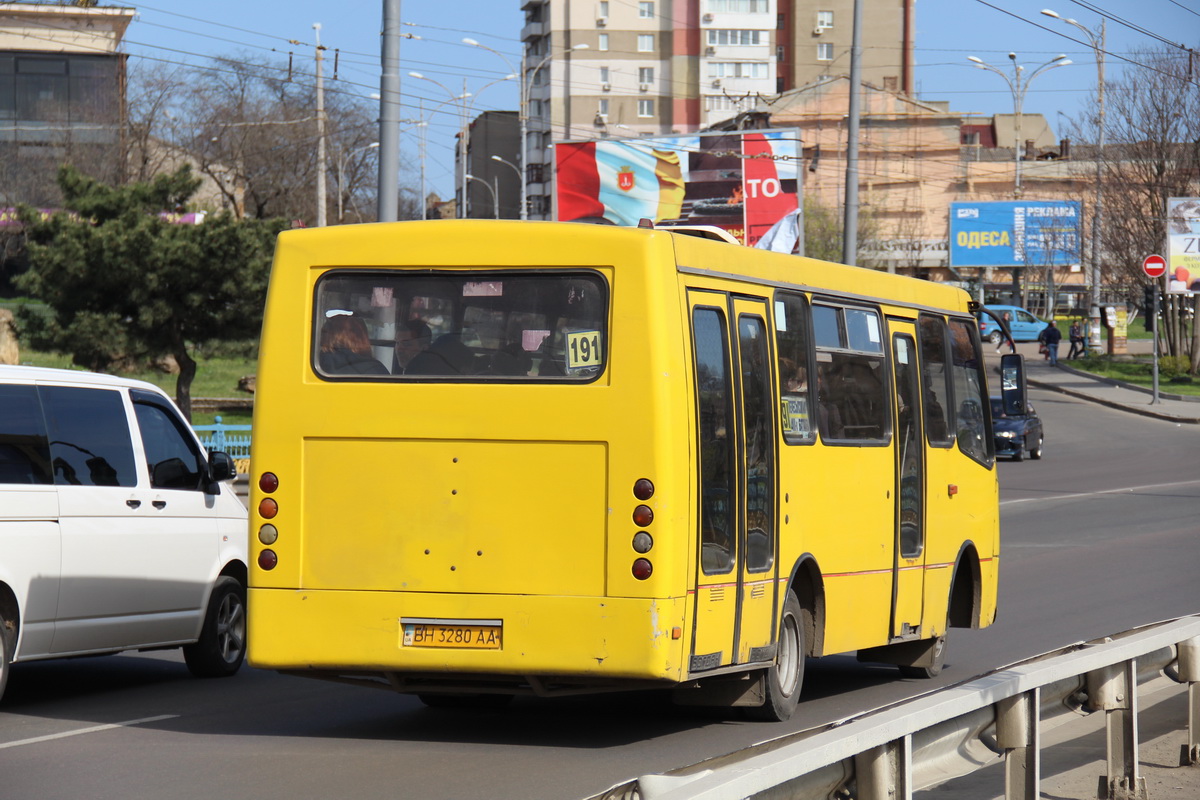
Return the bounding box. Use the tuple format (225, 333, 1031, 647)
(747, 592, 805, 721)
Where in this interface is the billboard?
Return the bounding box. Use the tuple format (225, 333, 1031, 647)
(554, 130, 801, 248)
(949, 201, 1082, 268)
(1166, 198, 1200, 293)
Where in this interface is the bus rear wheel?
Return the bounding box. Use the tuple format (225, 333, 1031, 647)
(747, 592, 805, 721)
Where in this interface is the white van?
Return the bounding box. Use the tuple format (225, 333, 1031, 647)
(0, 366, 248, 701)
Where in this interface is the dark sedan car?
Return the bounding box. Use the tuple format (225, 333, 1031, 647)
(990, 397, 1043, 461)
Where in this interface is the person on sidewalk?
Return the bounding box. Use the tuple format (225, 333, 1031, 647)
(1040, 320, 1062, 366)
(1067, 319, 1085, 359)
(995, 311, 1015, 353)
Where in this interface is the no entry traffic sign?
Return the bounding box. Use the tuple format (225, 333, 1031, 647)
(1143, 254, 1167, 278)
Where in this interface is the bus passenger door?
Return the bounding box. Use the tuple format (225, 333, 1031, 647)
(731, 299, 777, 664)
(889, 325, 926, 637)
(687, 293, 778, 672)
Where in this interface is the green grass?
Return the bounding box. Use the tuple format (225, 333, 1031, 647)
(16, 348, 258, 421)
(1068, 354, 1200, 397)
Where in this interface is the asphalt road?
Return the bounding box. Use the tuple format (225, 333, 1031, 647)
(2, 386, 1198, 800)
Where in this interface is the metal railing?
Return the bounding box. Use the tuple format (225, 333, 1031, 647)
(594, 616, 1200, 800)
(193, 415, 252, 460)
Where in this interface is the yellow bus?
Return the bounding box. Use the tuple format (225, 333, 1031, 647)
(248, 220, 1021, 720)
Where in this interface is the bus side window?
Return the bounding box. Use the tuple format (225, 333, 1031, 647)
(948, 318, 994, 466)
(917, 315, 954, 447)
(812, 305, 887, 443)
(773, 292, 815, 444)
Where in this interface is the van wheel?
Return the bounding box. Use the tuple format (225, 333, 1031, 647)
(184, 577, 246, 678)
(746, 593, 805, 721)
(0, 608, 13, 702)
(988, 330, 1002, 345)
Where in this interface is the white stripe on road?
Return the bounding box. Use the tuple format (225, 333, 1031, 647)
(1001, 478, 1200, 507)
(0, 715, 178, 749)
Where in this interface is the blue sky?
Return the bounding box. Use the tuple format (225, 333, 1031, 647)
(125, 1, 1198, 198)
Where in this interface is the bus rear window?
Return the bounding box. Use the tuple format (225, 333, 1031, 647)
(313, 271, 608, 381)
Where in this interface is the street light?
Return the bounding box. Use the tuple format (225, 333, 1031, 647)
(336, 142, 379, 224)
(464, 38, 588, 220)
(491, 155, 521, 216)
(967, 53, 1071, 199)
(409, 71, 473, 219)
(1042, 8, 1106, 352)
(465, 173, 498, 219)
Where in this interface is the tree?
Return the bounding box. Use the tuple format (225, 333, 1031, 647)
(802, 194, 881, 268)
(1074, 43, 1200, 369)
(15, 165, 286, 419)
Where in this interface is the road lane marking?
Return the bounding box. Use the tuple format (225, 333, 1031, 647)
(1001, 478, 1200, 507)
(0, 715, 178, 750)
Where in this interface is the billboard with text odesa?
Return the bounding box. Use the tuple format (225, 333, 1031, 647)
(949, 201, 1082, 268)
(554, 130, 800, 248)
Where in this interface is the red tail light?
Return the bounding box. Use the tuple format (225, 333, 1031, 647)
(632, 558, 653, 580)
(258, 549, 278, 570)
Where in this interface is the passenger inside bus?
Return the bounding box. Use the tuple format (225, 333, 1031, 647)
(393, 319, 433, 374)
(318, 315, 389, 376)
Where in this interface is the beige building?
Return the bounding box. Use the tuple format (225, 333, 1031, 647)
(520, 0, 913, 218)
(0, 2, 134, 206)
(716, 76, 1095, 306)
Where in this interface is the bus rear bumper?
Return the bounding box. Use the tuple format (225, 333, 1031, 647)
(247, 588, 689, 688)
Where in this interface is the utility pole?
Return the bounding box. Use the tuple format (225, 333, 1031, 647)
(314, 23, 327, 227)
(378, 0, 401, 222)
(841, 0, 863, 267)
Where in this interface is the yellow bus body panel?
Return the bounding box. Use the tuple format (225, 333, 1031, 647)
(248, 219, 1000, 691)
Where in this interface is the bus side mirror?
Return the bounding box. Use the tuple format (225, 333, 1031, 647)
(999, 353, 1027, 416)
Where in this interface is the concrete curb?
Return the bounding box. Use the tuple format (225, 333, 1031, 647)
(1026, 371, 1200, 424)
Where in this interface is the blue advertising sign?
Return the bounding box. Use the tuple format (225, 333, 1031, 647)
(949, 201, 1082, 267)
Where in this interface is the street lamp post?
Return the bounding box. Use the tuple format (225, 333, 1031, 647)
(967, 53, 1071, 199)
(491, 155, 521, 217)
(408, 72, 473, 218)
(466, 174, 499, 219)
(336, 142, 379, 223)
(1042, 8, 1106, 352)
(464, 39, 588, 221)
(968, 52, 1070, 308)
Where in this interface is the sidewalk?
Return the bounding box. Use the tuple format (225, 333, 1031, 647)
(987, 340, 1200, 425)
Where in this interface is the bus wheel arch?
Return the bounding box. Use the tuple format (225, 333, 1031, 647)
(786, 556, 825, 658)
(948, 543, 983, 630)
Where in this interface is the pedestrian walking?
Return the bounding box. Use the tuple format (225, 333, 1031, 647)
(1040, 320, 1062, 366)
(1067, 320, 1085, 359)
(995, 311, 1014, 353)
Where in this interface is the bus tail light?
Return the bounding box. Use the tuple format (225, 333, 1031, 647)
(632, 558, 653, 580)
(259, 498, 279, 519)
(633, 505, 653, 527)
(258, 549, 278, 570)
(632, 532, 653, 553)
(633, 478, 654, 500)
(258, 524, 278, 545)
(259, 472, 279, 493)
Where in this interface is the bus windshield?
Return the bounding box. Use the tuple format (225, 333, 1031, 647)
(313, 270, 607, 381)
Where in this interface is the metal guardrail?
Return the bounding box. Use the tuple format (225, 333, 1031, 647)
(594, 617, 1200, 800)
(193, 415, 252, 460)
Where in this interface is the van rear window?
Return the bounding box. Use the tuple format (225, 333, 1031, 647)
(313, 271, 608, 381)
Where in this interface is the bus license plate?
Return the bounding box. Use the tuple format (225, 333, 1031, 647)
(402, 621, 502, 650)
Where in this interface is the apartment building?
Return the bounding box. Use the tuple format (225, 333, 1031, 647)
(519, 0, 913, 218)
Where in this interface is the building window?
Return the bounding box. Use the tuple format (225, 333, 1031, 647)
(707, 61, 768, 79)
(639, 1, 654, 17)
(599, 66, 610, 83)
(638, 66, 655, 84)
(816, 10, 834, 30)
(817, 42, 834, 61)
(707, 0, 769, 12)
(707, 29, 762, 46)
(637, 34, 654, 52)
(598, 98, 609, 118)
(599, 33, 609, 51)
(638, 98, 655, 117)
(599, 1, 609, 16)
